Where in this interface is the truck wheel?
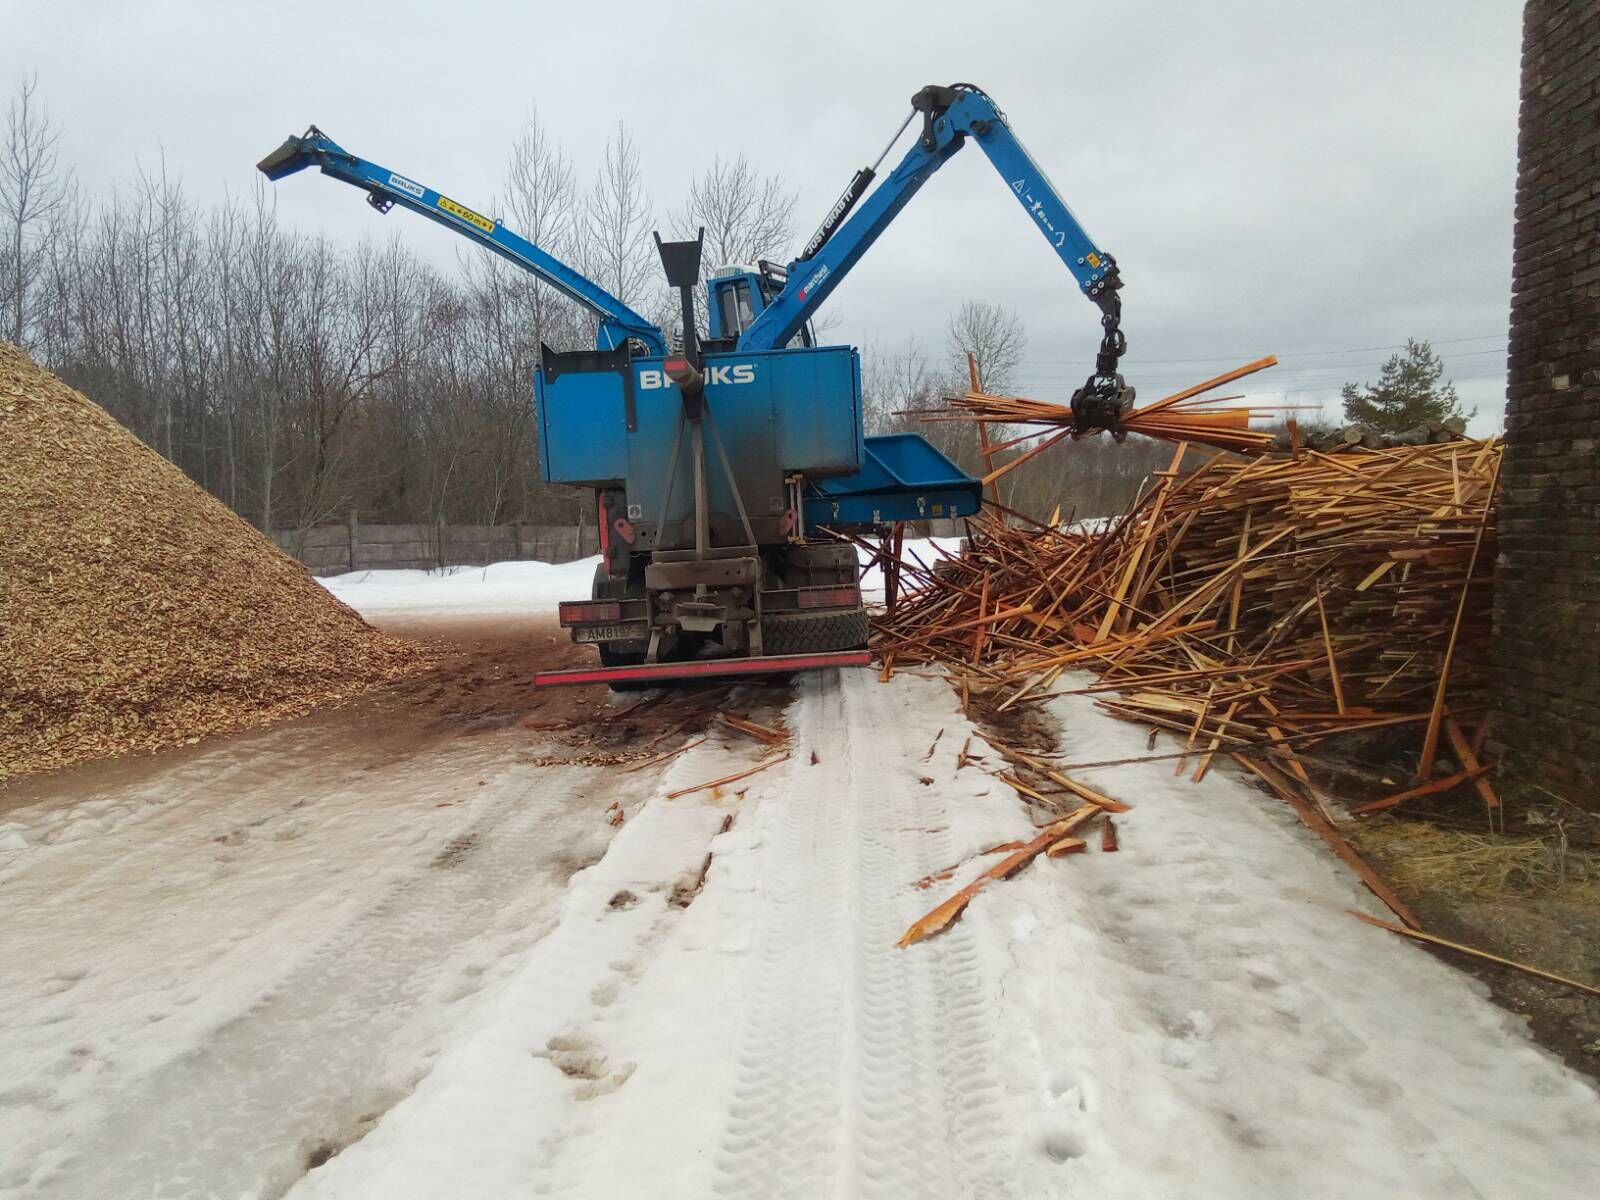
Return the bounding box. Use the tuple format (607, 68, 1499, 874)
(598, 642, 649, 692)
(760, 608, 870, 656)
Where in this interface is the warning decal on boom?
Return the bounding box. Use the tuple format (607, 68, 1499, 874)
(437, 195, 494, 233)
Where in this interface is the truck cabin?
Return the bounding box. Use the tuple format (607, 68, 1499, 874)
(704, 262, 815, 350)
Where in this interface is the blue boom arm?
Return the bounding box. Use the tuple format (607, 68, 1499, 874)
(256, 128, 666, 355)
(739, 84, 1128, 418)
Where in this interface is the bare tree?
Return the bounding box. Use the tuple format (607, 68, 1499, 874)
(674, 154, 796, 268)
(582, 122, 656, 312)
(860, 338, 982, 475)
(502, 106, 576, 255)
(946, 299, 1026, 394)
(1, 73, 70, 347)
(32, 180, 85, 370)
(11, 78, 898, 546)
(489, 104, 582, 353)
(862, 339, 938, 434)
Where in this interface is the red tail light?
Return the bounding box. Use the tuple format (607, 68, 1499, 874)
(558, 600, 623, 626)
(797, 586, 861, 610)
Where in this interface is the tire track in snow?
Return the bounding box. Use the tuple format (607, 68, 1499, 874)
(288, 736, 759, 1200)
(711, 669, 1011, 1199)
(7, 761, 622, 1200)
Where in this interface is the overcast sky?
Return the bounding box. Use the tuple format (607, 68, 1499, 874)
(6, 0, 1520, 431)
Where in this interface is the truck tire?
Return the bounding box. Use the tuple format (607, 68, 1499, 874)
(760, 608, 870, 656)
(598, 642, 649, 692)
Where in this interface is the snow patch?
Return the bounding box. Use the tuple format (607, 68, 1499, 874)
(320, 556, 601, 620)
(857, 536, 965, 601)
(950, 672, 1600, 1199)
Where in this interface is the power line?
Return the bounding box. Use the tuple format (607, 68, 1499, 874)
(874, 335, 1506, 372)
(1120, 333, 1506, 366)
(1012, 348, 1509, 376)
(1009, 365, 1507, 387)
(1006, 375, 1508, 397)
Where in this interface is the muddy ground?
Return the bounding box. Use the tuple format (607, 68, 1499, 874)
(2, 615, 767, 818)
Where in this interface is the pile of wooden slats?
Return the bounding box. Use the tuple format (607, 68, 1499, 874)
(868, 436, 1504, 820)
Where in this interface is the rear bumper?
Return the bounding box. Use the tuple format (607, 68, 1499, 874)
(533, 650, 872, 688)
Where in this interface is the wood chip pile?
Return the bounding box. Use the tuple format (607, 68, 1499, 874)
(0, 343, 419, 781)
(869, 437, 1503, 819)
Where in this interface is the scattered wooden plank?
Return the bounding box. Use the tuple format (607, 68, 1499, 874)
(1442, 711, 1501, 813)
(1004, 748, 1132, 813)
(1314, 584, 1346, 715)
(1100, 817, 1119, 852)
(717, 712, 788, 745)
(996, 771, 1057, 807)
(898, 807, 1099, 947)
(665, 753, 790, 800)
(676, 813, 737, 905)
(1352, 911, 1600, 998)
(1351, 764, 1494, 815)
(1045, 836, 1089, 858)
(1418, 454, 1501, 779)
(972, 572, 991, 665)
(1096, 443, 1186, 642)
(621, 736, 707, 774)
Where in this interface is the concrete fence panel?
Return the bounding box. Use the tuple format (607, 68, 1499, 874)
(273, 519, 600, 576)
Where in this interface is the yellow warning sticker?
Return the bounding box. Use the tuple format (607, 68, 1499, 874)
(437, 195, 494, 233)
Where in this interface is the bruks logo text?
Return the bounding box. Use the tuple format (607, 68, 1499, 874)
(638, 363, 757, 389)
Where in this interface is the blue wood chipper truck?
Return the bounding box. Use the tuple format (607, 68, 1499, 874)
(259, 84, 1132, 688)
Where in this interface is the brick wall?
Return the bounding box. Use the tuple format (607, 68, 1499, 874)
(1491, 0, 1600, 798)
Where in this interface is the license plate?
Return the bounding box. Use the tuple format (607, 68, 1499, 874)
(573, 622, 649, 644)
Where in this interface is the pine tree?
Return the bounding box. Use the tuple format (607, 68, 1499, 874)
(1340, 339, 1469, 434)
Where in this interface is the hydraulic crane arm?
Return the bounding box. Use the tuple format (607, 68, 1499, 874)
(256, 128, 667, 356)
(739, 84, 1129, 422)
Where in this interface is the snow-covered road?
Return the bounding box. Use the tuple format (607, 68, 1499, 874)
(2, 561, 1597, 1199)
(0, 680, 667, 1198)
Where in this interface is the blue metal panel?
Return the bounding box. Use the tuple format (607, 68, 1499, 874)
(804, 486, 980, 528)
(620, 347, 862, 529)
(768, 346, 862, 476)
(537, 346, 864, 533)
(624, 361, 703, 527)
(805, 433, 983, 528)
(536, 369, 629, 485)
